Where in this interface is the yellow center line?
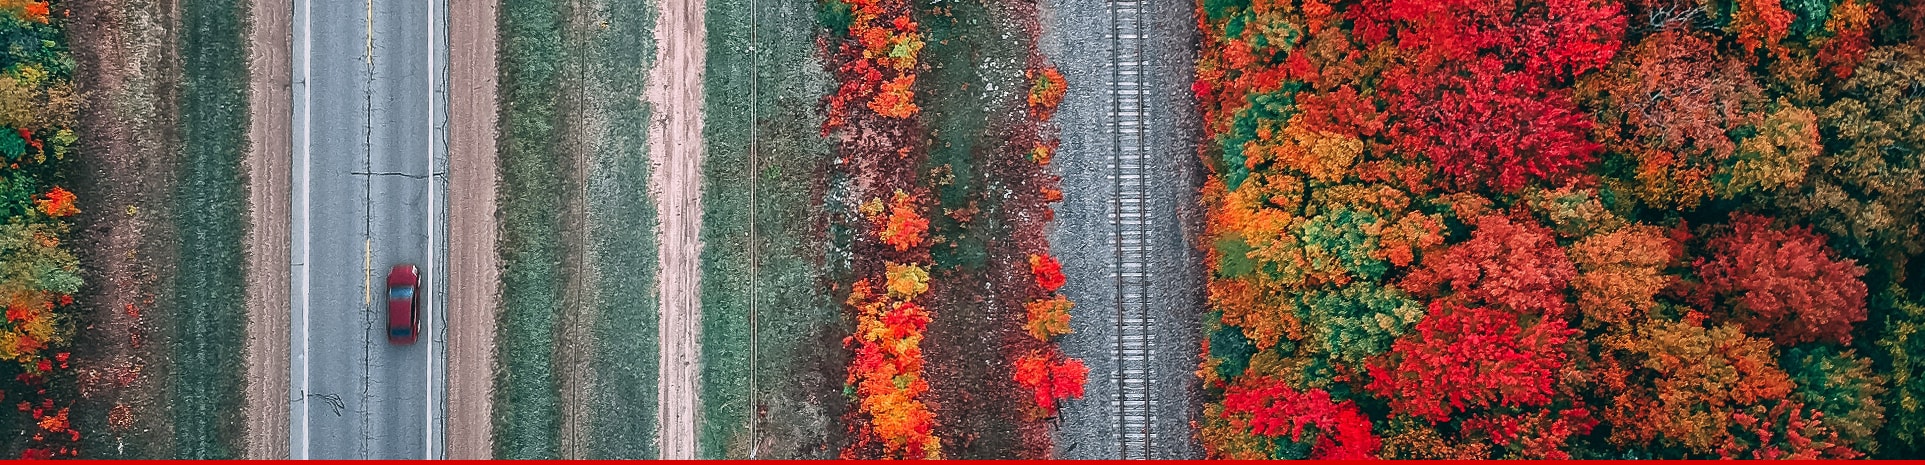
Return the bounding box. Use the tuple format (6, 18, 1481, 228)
(364, 0, 374, 308)
(365, 238, 374, 306)
(365, 0, 374, 65)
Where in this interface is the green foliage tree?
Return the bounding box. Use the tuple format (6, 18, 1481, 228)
(1773, 45, 1925, 285)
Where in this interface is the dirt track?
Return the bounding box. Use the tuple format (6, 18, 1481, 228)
(447, 0, 500, 458)
(242, 0, 292, 456)
(646, 0, 705, 457)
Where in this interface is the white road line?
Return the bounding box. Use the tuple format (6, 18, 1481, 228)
(298, 0, 312, 457)
(424, 0, 437, 457)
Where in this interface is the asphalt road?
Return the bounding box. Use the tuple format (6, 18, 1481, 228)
(290, 0, 449, 458)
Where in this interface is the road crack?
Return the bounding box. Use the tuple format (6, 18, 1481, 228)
(351, 171, 431, 179)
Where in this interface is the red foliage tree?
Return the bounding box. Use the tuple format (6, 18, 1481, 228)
(1401, 214, 1578, 319)
(1694, 213, 1868, 345)
(1458, 407, 1598, 459)
(1012, 351, 1087, 418)
(1028, 253, 1066, 293)
(1220, 377, 1381, 459)
(33, 186, 77, 218)
(1361, 0, 1625, 193)
(1366, 301, 1576, 423)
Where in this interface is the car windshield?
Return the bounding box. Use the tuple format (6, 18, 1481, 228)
(391, 328, 411, 338)
(389, 286, 414, 300)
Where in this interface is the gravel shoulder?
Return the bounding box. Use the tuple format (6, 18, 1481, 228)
(242, 0, 292, 456)
(446, 0, 499, 458)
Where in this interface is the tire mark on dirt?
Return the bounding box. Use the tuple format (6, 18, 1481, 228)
(447, 0, 500, 457)
(646, 0, 704, 456)
(243, 0, 292, 456)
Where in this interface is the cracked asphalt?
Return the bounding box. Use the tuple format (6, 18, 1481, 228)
(289, 0, 450, 458)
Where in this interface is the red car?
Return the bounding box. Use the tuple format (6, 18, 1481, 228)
(387, 264, 421, 344)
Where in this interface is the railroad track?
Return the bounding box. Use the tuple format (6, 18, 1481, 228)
(1107, 0, 1156, 458)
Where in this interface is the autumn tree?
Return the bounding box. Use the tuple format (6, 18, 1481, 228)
(1217, 377, 1380, 459)
(1567, 224, 1676, 328)
(1781, 344, 1885, 453)
(1360, 0, 1626, 193)
(1366, 301, 1575, 423)
(1293, 282, 1424, 368)
(1577, 30, 1774, 209)
(1772, 45, 1925, 284)
(0, 221, 78, 362)
(1876, 289, 1925, 453)
(1600, 315, 1794, 454)
(1400, 214, 1578, 319)
(1694, 213, 1868, 345)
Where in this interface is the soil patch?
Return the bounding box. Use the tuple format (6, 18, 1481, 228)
(644, 0, 701, 456)
(64, 0, 183, 458)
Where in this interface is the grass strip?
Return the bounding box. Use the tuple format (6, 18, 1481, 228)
(171, 0, 251, 458)
(700, 0, 844, 457)
(493, 0, 568, 457)
(581, 0, 660, 457)
(695, 0, 755, 455)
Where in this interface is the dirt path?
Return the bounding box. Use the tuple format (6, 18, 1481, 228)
(447, 0, 500, 458)
(557, 0, 595, 456)
(242, 0, 293, 456)
(646, 0, 705, 457)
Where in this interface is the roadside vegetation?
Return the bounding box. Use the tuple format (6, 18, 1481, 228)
(171, 0, 250, 457)
(495, 0, 663, 458)
(698, 0, 846, 458)
(579, 0, 661, 459)
(0, 1, 87, 458)
(494, 0, 572, 457)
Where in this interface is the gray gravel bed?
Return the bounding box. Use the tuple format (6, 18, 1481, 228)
(1039, 0, 1205, 459)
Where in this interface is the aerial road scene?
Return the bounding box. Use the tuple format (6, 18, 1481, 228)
(3, 0, 1925, 460)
